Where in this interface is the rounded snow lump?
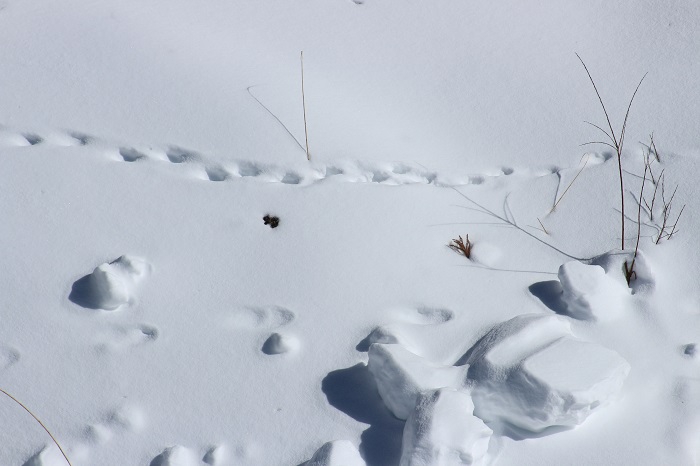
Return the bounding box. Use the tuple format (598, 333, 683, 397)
(70, 255, 150, 310)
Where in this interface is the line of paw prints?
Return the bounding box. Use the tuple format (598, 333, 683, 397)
(0, 126, 516, 187)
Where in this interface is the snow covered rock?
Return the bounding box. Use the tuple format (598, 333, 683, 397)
(400, 388, 492, 466)
(305, 440, 365, 466)
(558, 260, 630, 321)
(70, 255, 150, 310)
(465, 314, 630, 433)
(368, 343, 467, 420)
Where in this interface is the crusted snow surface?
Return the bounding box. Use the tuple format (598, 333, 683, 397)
(465, 314, 630, 433)
(558, 260, 630, 321)
(368, 343, 468, 420)
(304, 440, 366, 466)
(69, 255, 150, 310)
(400, 388, 492, 466)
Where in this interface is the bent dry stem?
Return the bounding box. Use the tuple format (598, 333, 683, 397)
(0, 388, 72, 466)
(577, 53, 647, 251)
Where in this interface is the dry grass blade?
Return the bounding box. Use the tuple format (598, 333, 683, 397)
(551, 154, 590, 212)
(0, 388, 72, 466)
(300, 51, 310, 161)
(625, 156, 648, 285)
(448, 234, 473, 259)
(577, 53, 647, 251)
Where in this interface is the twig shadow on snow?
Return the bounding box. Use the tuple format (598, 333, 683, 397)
(68, 274, 102, 309)
(528, 280, 585, 320)
(322, 364, 404, 466)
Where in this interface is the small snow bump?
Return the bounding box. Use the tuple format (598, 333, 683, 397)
(109, 404, 147, 433)
(262, 332, 299, 355)
(305, 440, 365, 466)
(0, 130, 31, 147)
(69, 255, 150, 311)
(203, 445, 229, 466)
(85, 423, 113, 445)
(150, 445, 199, 466)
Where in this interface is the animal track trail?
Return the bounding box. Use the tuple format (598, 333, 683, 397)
(226, 305, 296, 330)
(0, 125, 541, 188)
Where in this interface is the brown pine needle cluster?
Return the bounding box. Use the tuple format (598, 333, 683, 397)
(448, 234, 473, 259)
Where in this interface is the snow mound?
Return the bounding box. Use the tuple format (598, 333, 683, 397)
(400, 388, 492, 466)
(261, 332, 299, 355)
(558, 260, 630, 321)
(69, 255, 150, 310)
(465, 314, 572, 383)
(591, 250, 655, 294)
(465, 314, 630, 433)
(305, 440, 366, 466)
(368, 343, 468, 420)
(150, 445, 199, 466)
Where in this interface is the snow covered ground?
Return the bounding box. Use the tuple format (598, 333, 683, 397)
(1, 1, 700, 465)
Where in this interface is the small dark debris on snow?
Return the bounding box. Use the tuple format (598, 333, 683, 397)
(263, 215, 280, 228)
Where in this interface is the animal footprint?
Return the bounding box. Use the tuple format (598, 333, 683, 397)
(94, 324, 159, 352)
(390, 306, 454, 325)
(166, 146, 200, 163)
(226, 305, 295, 330)
(205, 165, 230, 181)
(119, 147, 147, 162)
(0, 344, 20, 370)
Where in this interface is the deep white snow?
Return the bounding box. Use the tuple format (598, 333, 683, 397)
(1, 1, 700, 465)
